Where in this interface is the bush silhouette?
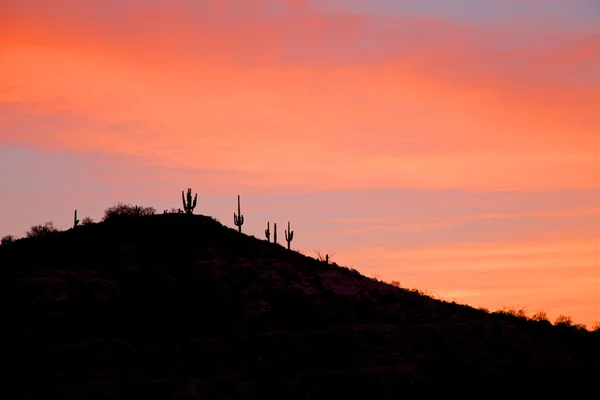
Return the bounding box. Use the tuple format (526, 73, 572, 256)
(496, 306, 528, 319)
(531, 310, 549, 322)
(26, 221, 58, 238)
(554, 315, 586, 331)
(81, 216, 95, 225)
(555, 315, 574, 326)
(102, 202, 156, 221)
(1, 234, 17, 246)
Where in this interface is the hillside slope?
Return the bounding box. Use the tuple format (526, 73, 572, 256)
(2, 214, 599, 398)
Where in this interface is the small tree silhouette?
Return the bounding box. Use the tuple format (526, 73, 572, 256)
(81, 216, 94, 225)
(554, 315, 586, 331)
(26, 221, 58, 238)
(102, 203, 156, 221)
(531, 310, 549, 322)
(1, 235, 17, 246)
(554, 315, 574, 326)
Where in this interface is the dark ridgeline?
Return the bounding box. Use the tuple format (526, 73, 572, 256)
(1, 211, 599, 399)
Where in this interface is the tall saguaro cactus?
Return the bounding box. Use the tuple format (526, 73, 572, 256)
(265, 221, 271, 242)
(182, 188, 197, 214)
(73, 210, 79, 228)
(233, 195, 244, 233)
(273, 223, 278, 244)
(285, 221, 294, 250)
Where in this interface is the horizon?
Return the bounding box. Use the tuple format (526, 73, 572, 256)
(1, 0, 599, 328)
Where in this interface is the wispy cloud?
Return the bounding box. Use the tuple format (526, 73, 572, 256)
(1, 0, 599, 191)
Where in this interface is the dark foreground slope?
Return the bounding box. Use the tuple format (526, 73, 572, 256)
(1, 214, 599, 398)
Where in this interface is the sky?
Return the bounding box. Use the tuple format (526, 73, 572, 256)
(1, 0, 599, 327)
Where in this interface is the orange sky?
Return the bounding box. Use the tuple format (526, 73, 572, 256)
(1, 0, 599, 327)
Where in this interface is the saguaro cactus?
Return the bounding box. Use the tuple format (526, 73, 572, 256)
(73, 210, 79, 228)
(182, 188, 197, 214)
(265, 221, 271, 242)
(273, 222, 278, 244)
(285, 221, 294, 250)
(233, 195, 244, 233)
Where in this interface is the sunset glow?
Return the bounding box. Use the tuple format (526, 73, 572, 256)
(1, 0, 599, 326)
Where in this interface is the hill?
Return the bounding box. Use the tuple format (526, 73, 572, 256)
(2, 213, 599, 398)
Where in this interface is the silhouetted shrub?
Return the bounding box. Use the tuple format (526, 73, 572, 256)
(592, 321, 600, 333)
(531, 310, 549, 322)
(554, 315, 586, 331)
(102, 202, 156, 221)
(573, 323, 587, 331)
(1, 234, 17, 246)
(495, 306, 528, 319)
(26, 221, 58, 238)
(81, 216, 95, 225)
(315, 250, 334, 263)
(555, 315, 573, 326)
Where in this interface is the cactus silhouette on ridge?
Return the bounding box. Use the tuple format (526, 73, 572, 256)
(182, 188, 197, 214)
(285, 221, 294, 250)
(233, 195, 244, 233)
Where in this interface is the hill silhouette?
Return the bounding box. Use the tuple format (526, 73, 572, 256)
(2, 212, 599, 398)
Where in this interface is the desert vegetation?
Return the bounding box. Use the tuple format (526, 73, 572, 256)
(81, 216, 95, 225)
(182, 188, 197, 214)
(1, 234, 17, 246)
(102, 202, 156, 221)
(233, 194, 244, 233)
(0, 190, 597, 334)
(25, 221, 59, 238)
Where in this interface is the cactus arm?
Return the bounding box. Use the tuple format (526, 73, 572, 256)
(265, 221, 271, 242)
